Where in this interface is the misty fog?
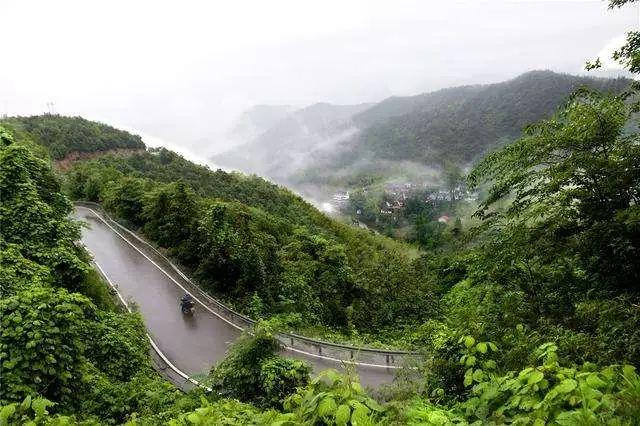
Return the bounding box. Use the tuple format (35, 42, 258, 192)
(1, 0, 636, 161)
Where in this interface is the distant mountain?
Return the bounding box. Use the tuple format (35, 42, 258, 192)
(215, 71, 632, 188)
(348, 70, 631, 165)
(214, 102, 373, 180)
(353, 84, 482, 129)
(227, 104, 296, 146)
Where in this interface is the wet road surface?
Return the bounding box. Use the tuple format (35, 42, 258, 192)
(74, 206, 398, 388)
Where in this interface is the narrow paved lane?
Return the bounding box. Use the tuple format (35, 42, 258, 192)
(74, 207, 397, 388)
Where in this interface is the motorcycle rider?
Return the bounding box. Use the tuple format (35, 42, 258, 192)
(180, 293, 195, 313)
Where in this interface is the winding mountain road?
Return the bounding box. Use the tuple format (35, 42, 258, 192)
(73, 206, 399, 388)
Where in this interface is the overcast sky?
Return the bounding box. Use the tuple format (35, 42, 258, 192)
(1, 0, 637, 158)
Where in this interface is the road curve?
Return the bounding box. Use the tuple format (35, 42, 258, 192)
(73, 206, 398, 388)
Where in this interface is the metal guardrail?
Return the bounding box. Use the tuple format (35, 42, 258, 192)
(75, 201, 421, 369)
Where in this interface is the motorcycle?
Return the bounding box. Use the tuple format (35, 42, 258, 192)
(181, 302, 194, 315)
(180, 295, 195, 316)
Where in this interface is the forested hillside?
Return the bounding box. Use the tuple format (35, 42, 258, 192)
(352, 84, 483, 129)
(215, 71, 631, 190)
(297, 71, 632, 188)
(0, 115, 145, 160)
(350, 70, 630, 164)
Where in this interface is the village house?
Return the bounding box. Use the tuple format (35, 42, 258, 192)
(332, 191, 350, 201)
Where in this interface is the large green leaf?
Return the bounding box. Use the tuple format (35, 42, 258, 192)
(527, 370, 544, 385)
(335, 404, 351, 426)
(554, 379, 577, 394)
(317, 396, 337, 418)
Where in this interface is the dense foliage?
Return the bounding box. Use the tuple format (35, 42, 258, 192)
(6, 74, 640, 423)
(0, 115, 144, 160)
(470, 88, 639, 292)
(4, 339, 640, 424)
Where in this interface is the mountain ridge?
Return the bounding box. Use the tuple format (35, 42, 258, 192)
(214, 70, 632, 188)
(214, 101, 373, 179)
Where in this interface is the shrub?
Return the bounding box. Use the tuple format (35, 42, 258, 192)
(459, 338, 640, 424)
(207, 324, 311, 408)
(0, 396, 79, 425)
(284, 369, 386, 425)
(0, 287, 95, 409)
(260, 357, 310, 408)
(84, 311, 150, 381)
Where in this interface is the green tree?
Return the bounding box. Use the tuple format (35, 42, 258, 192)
(0, 128, 87, 291)
(469, 90, 639, 292)
(142, 186, 172, 242)
(208, 326, 310, 409)
(84, 311, 151, 381)
(102, 176, 148, 226)
(189, 201, 278, 302)
(0, 245, 50, 297)
(414, 213, 445, 250)
(443, 160, 464, 205)
(0, 287, 95, 407)
(142, 181, 199, 250)
(277, 228, 356, 327)
(83, 176, 102, 202)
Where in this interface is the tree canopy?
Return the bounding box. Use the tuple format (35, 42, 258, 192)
(469, 89, 639, 291)
(0, 115, 145, 160)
